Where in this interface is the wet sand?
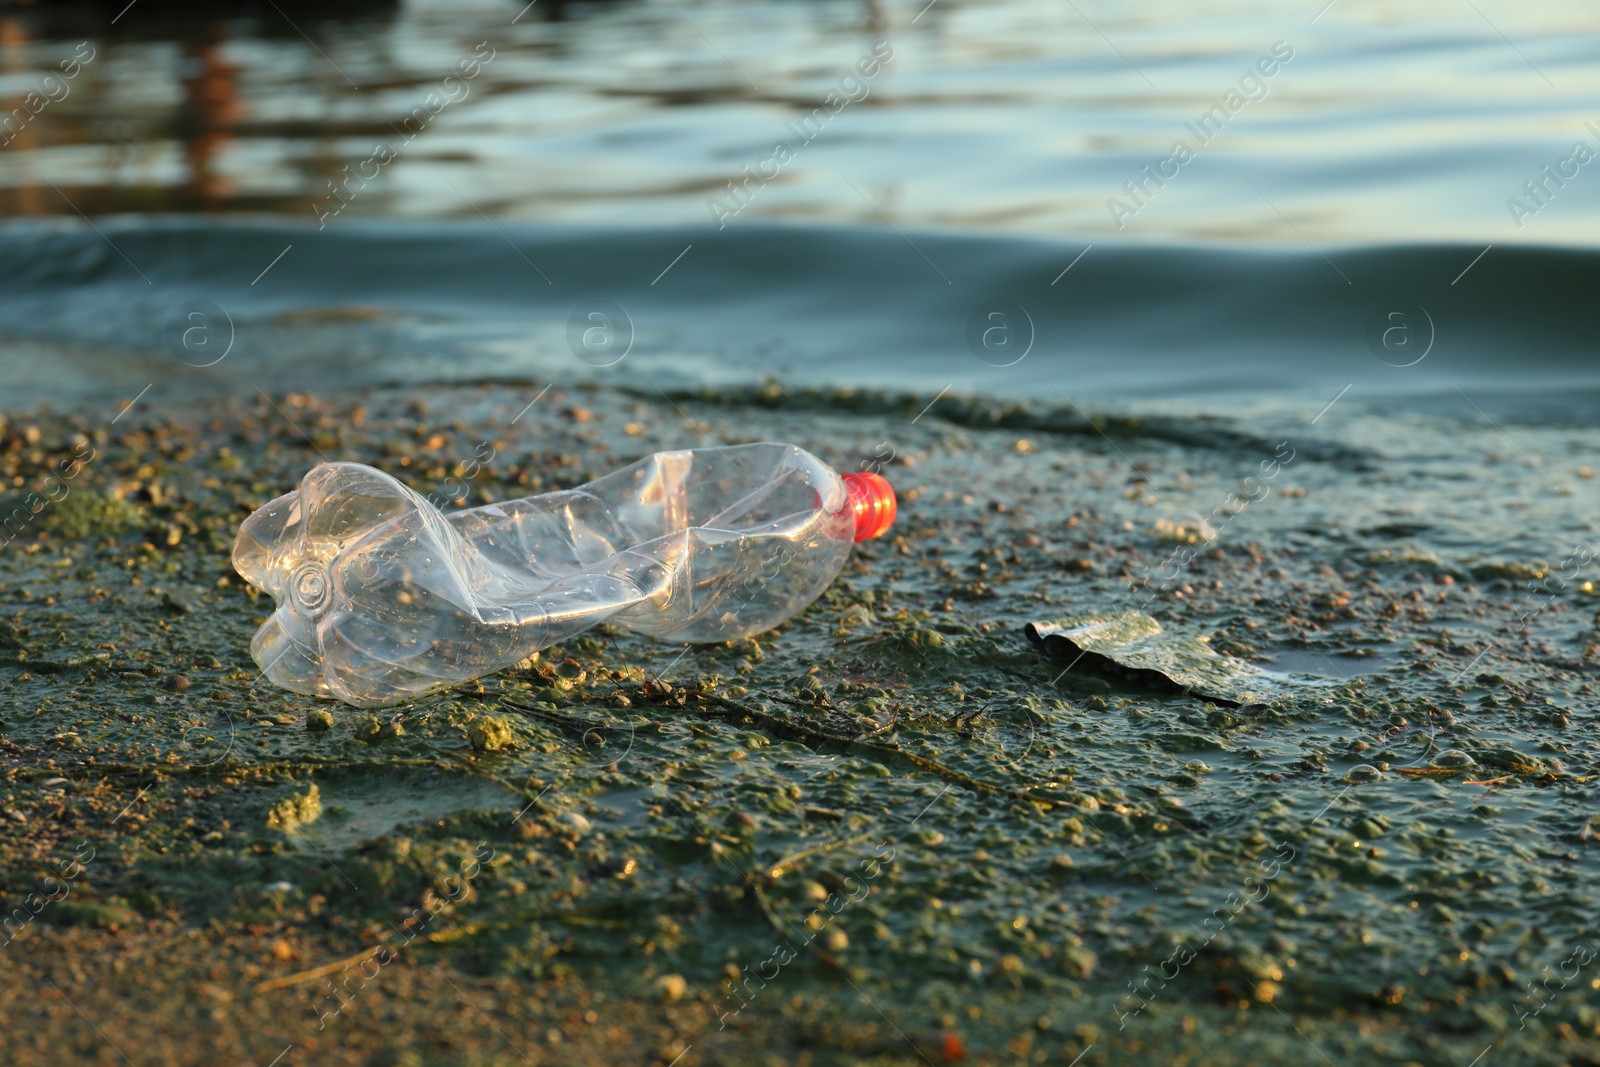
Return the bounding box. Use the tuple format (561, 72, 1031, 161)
(1, 381, 1596, 1066)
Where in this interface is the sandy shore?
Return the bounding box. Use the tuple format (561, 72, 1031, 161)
(0, 381, 1593, 1066)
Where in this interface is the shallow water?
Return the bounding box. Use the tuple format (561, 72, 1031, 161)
(0, 0, 1597, 415)
(2, 219, 1598, 418)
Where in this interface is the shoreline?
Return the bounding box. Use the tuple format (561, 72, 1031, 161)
(0, 379, 1594, 1065)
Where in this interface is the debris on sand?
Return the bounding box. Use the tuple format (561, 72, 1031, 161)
(1025, 612, 1333, 707)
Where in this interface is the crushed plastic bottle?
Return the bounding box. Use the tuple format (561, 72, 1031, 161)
(233, 443, 896, 708)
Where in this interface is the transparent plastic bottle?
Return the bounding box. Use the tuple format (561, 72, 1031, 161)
(232, 443, 897, 708)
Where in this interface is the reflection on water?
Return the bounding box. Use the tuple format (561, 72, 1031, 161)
(175, 21, 240, 210)
(0, 0, 1597, 242)
(0, 16, 41, 216)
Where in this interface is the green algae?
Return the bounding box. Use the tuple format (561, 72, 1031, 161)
(36, 488, 143, 539)
(266, 783, 322, 832)
(468, 714, 515, 753)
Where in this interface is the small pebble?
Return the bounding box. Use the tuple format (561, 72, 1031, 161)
(306, 709, 333, 732)
(654, 973, 686, 1003)
(163, 674, 190, 691)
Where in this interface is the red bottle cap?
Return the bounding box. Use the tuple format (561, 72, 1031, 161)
(840, 471, 897, 542)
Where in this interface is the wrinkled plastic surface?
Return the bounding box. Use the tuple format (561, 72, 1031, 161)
(233, 443, 879, 707)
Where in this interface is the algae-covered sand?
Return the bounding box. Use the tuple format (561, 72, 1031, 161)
(2, 381, 1599, 1066)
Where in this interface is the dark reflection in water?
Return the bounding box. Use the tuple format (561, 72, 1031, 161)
(175, 21, 239, 210)
(0, 15, 43, 216)
(1, 0, 406, 214)
(14, 0, 402, 40)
